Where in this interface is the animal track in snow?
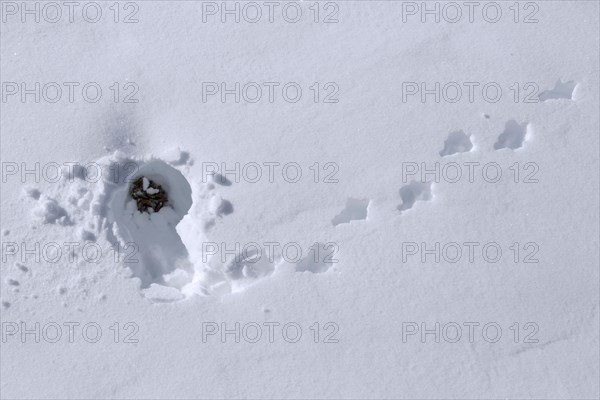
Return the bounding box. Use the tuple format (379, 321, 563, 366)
(223, 247, 277, 293)
(332, 198, 369, 226)
(494, 120, 529, 150)
(398, 181, 432, 212)
(219, 242, 336, 292)
(295, 243, 336, 273)
(539, 79, 577, 101)
(439, 130, 473, 157)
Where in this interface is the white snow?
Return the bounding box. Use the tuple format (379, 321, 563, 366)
(142, 176, 150, 191)
(1, 1, 599, 399)
(30, 196, 71, 225)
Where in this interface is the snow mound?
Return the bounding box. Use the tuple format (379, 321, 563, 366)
(31, 196, 71, 225)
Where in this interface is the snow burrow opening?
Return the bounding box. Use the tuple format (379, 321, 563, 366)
(105, 159, 193, 290)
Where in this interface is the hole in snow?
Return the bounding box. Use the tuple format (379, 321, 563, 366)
(439, 130, 473, 157)
(295, 242, 335, 273)
(539, 80, 577, 101)
(398, 181, 432, 213)
(494, 120, 529, 150)
(223, 247, 276, 293)
(332, 198, 369, 226)
(129, 176, 169, 213)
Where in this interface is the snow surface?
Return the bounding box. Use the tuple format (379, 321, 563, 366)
(1, 1, 599, 399)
